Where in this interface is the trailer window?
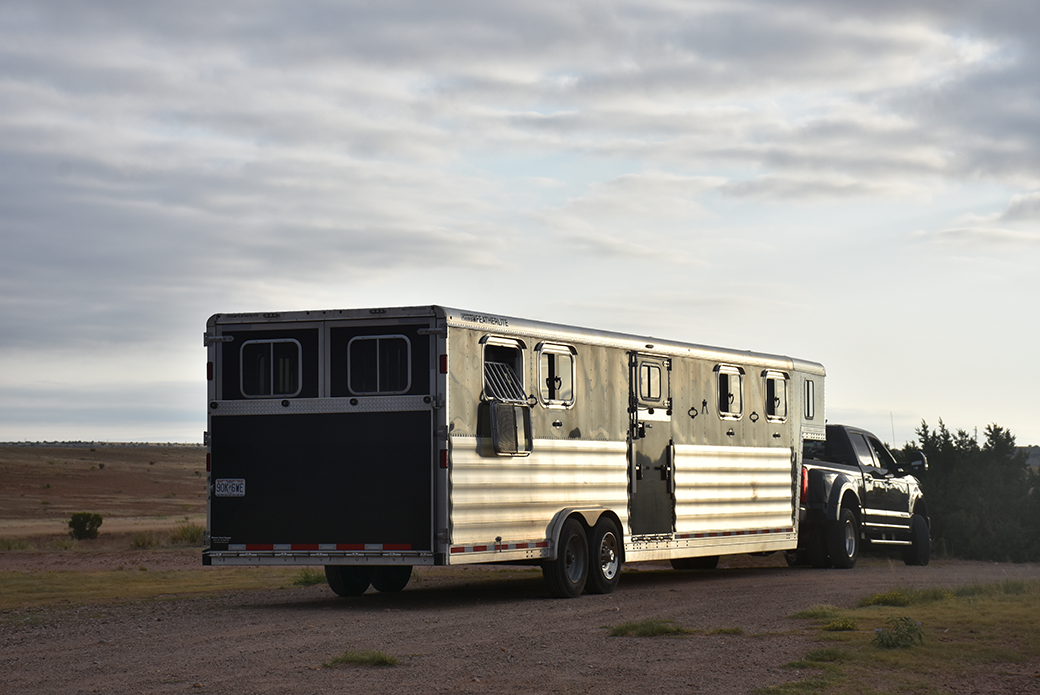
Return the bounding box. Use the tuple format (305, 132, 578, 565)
(537, 343, 575, 407)
(348, 335, 411, 394)
(804, 379, 816, 420)
(640, 363, 662, 402)
(483, 340, 526, 403)
(240, 339, 302, 398)
(764, 371, 788, 421)
(716, 365, 744, 419)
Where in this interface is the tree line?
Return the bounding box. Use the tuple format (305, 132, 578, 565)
(894, 421, 1039, 563)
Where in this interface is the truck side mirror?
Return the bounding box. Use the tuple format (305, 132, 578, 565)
(910, 453, 928, 472)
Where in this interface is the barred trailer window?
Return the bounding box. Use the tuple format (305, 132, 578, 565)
(240, 339, 302, 397)
(348, 335, 411, 394)
(764, 370, 789, 421)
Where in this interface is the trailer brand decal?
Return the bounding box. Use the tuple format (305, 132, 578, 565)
(214, 478, 245, 497)
(460, 312, 509, 327)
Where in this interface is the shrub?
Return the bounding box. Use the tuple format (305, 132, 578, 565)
(292, 568, 327, 586)
(68, 512, 103, 540)
(872, 616, 924, 649)
(131, 532, 159, 549)
(823, 618, 857, 631)
(0, 538, 31, 551)
(168, 523, 205, 546)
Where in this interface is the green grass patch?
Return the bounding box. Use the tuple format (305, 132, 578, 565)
(0, 538, 31, 551)
(608, 618, 691, 637)
(0, 567, 308, 610)
(292, 567, 327, 586)
(762, 579, 1040, 695)
(323, 650, 397, 667)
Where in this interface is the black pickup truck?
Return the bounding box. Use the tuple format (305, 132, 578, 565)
(792, 424, 930, 568)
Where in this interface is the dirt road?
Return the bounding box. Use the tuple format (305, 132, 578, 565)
(4, 556, 1039, 694)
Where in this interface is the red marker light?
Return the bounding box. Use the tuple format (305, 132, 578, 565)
(439, 354, 448, 374)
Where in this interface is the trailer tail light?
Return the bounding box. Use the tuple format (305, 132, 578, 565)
(801, 465, 808, 500)
(439, 354, 448, 374)
(207, 361, 213, 381)
(206, 453, 212, 472)
(439, 449, 448, 469)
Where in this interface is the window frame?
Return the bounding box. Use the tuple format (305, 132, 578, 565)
(536, 342, 577, 408)
(481, 336, 527, 403)
(239, 338, 303, 399)
(715, 364, 745, 420)
(762, 370, 789, 423)
(346, 334, 413, 395)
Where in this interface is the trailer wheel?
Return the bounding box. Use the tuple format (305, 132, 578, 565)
(585, 517, 621, 595)
(542, 518, 589, 598)
(325, 565, 373, 597)
(670, 555, 719, 570)
(902, 514, 930, 566)
(371, 565, 413, 592)
(828, 508, 859, 569)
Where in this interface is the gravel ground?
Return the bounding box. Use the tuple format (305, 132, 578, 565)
(4, 554, 1040, 694)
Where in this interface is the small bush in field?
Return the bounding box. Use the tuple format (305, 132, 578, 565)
(872, 616, 924, 649)
(132, 532, 159, 549)
(293, 568, 327, 586)
(68, 512, 103, 540)
(168, 523, 205, 546)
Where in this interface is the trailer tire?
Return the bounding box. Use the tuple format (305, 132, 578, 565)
(325, 565, 373, 597)
(371, 565, 413, 592)
(585, 517, 621, 595)
(902, 514, 930, 566)
(542, 518, 589, 598)
(670, 555, 719, 570)
(828, 508, 859, 569)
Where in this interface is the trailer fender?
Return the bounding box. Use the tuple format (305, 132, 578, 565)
(545, 508, 619, 562)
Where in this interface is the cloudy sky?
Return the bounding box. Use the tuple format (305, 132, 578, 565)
(2, 1, 1038, 445)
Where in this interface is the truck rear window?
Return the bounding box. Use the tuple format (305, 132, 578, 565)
(348, 335, 411, 394)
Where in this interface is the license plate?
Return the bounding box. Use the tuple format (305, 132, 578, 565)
(215, 478, 246, 497)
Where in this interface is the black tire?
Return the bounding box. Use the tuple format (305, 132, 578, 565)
(902, 514, 931, 566)
(325, 565, 373, 597)
(670, 555, 719, 570)
(828, 508, 859, 569)
(371, 565, 413, 592)
(784, 549, 807, 567)
(542, 518, 589, 598)
(586, 517, 622, 595)
(807, 527, 830, 568)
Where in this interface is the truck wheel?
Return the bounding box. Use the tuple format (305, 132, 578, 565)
(828, 508, 859, 569)
(902, 514, 931, 566)
(670, 555, 719, 570)
(542, 518, 589, 598)
(371, 565, 413, 592)
(325, 565, 373, 597)
(585, 517, 621, 594)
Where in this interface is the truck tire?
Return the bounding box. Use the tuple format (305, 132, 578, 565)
(371, 565, 413, 592)
(828, 508, 859, 569)
(670, 555, 719, 570)
(806, 528, 830, 568)
(542, 518, 589, 598)
(585, 517, 621, 595)
(902, 514, 931, 566)
(325, 565, 373, 597)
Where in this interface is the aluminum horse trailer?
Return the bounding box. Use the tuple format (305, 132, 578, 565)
(202, 305, 825, 597)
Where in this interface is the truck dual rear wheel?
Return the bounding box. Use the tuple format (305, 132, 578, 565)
(828, 508, 859, 569)
(543, 518, 589, 598)
(325, 565, 373, 596)
(903, 514, 931, 566)
(586, 517, 621, 594)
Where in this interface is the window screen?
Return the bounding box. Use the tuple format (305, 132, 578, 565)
(484, 342, 526, 402)
(240, 339, 302, 398)
(348, 335, 411, 394)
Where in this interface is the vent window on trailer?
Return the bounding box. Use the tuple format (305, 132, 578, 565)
(716, 365, 744, 419)
(804, 379, 816, 420)
(537, 343, 576, 407)
(763, 370, 789, 421)
(347, 335, 411, 394)
(240, 339, 302, 397)
(483, 339, 526, 403)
